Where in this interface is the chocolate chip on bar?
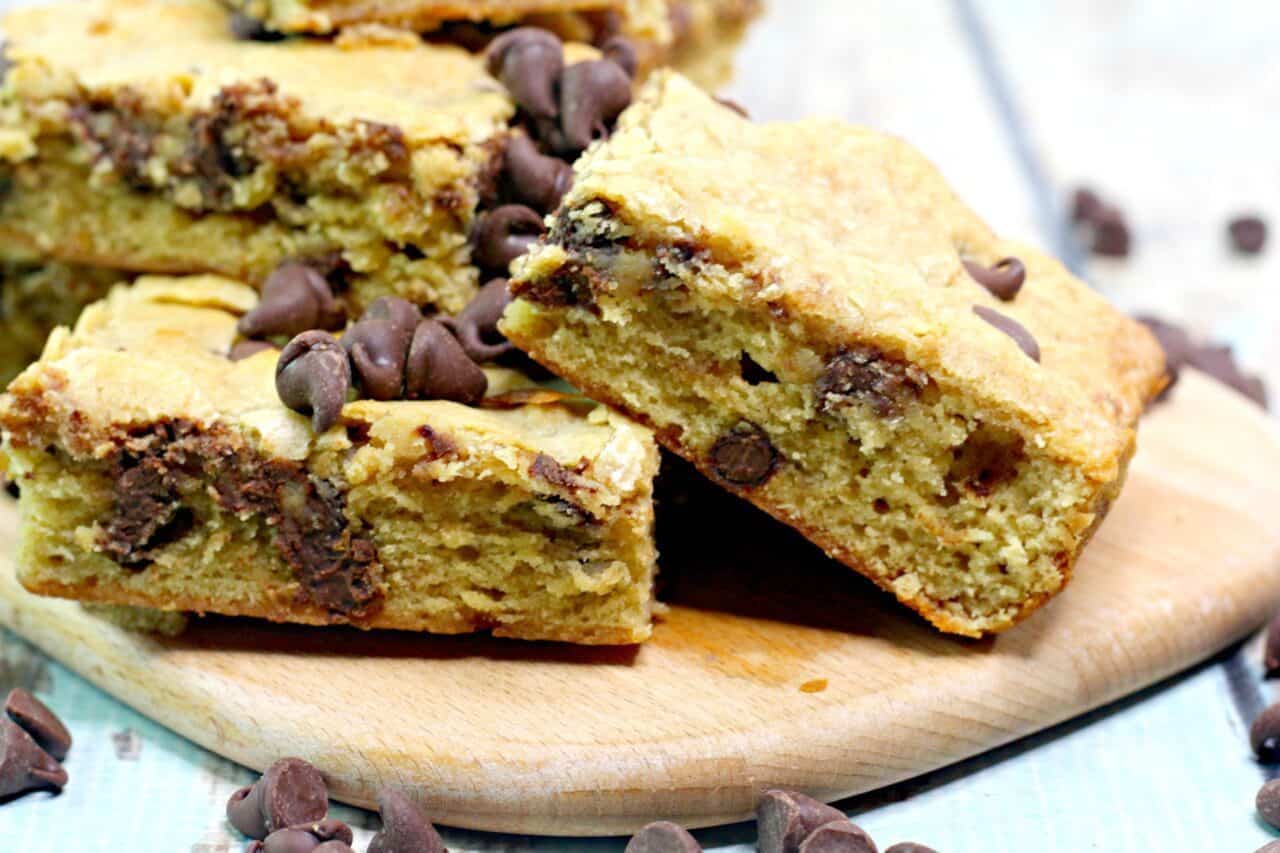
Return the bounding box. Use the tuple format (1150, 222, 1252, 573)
(816, 348, 926, 417)
(625, 820, 702, 853)
(756, 789, 849, 853)
(343, 297, 421, 401)
(226, 757, 329, 840)
(4, 688, 71, 762)
(444, 278, 515, 363)
(485, 28, 564, 120)
(1228, 215, 1267, 255)
(368, 788, 446, 853)
(798, 822, 878, 853)
(0, 716, 67, 798)
(248, 819, 353, 853)
(239, 262, 344, 339)
(963, 257, 1025, 301)
(709, 423, 779, 488)
(973, 306, 1040, 363)
(504, 133, 574, 214)
(276, 331, 352, 433)
(405, 318, 488, 404)
(474, 204, 546, 274)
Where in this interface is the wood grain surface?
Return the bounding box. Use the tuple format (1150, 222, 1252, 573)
(0, 371, 1275, 836)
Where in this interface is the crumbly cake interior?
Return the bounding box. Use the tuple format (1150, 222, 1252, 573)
(0, 259, 123, 386)
(1, 277, 657, 644)
(0, 0, 517, 314)
(506, 236, 1105, 635)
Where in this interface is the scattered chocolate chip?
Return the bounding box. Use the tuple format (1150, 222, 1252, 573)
(757, 790, 848, 853)
(1134, 315, 1192, 400)
(884, 845, 937, 853)
(230, 339, 279, 361)
(0, 717, 67, 798)
(600, 35, 639, 78)
(444, 278, 515, 363)
(740, 352, 779, 385)
(1137, 314, 1268, 408)
(485, 28, 564, 119)
(1255, 842, 1280, 853)
(226, 758, 328, 840)
(368, 788, 446, 853)
(709, 423, 780, 489)
(1259, 779, 1280, 829)
(557, 59, 633, 154)
(1228, 215, 1267, 255)
(5, 688, 71, 762)
(250, 819, 353, 853)
(1252, 704, 1280, 763)
(405, 319, 488, 405)
(963, 257, 1025, 301)
(973, 306, 1040, 362)
(1069, 187, 1104, 225)
(1265, 611, 1280, 678)
(625, 820, 702, 853)
(343, 297, 421, 401)
(239, 262, 344, 339)
(276, 331, 352, 433)
(1090, 207, 1131, 258)
(798, 822, 877, 853)
(312, 843, 355, 853)
(229, 12, 285, 41)
(474, 204, 546, 273)
(504, 133, 574, 213)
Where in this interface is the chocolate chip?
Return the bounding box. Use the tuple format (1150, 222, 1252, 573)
(1069, 187, 1104, 225)
(229, 12, 285, 41)
(815, 348, 925, 417)
(963, 257, 1025, 301)
(343, 297, 421, 401)
(1256, 843, 1280, 853)
(709, 424, 780, 488)
(368, 788, 446, 853)
(625, 820, 702, 853)
(239, 262, 344, 339)
(312, 844, 355, 853)
(0, 717, 66, 798)
(3, 480, 18, 499)
(443, 278, 515, 363)
(230, 339, 279, 361)
(884, 845, 937, 853)
(276, 331, 352, 433)
(1135, 315, 1192, 399)
(226, 757, 328, 840)
(1090, 207, 1131, 258)
(251, 820, 353, 853)
(5, 689, 70, 762)
(473, 204, 546, 273)
(1228, 215, 1267, 254)
(1265, 612, 1280, 678)
(714, 96, 750, 118)
(485, 28, 564, 119)
(1138, 320, 1271, 409)
(405, 319, 488, 405)
(798, 822, 877, 853)
(504, 133, 574, 213)
(557, 59, 633, 154)
(1252, 703, 1280, 762)
(972, 306, 1040, 362)
(600, 35, 639, 78)
(1259, 779, 1280, 829)
(739, 352, 779, 385)
(757, 790, 848, 853)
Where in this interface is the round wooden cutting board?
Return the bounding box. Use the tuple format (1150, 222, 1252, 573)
(0, 370, 1277, 835)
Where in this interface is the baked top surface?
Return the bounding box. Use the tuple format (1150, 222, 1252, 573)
(1, 0, 514, 143)
(533, 72, 1166, 474)
(4, 275, 654, 503)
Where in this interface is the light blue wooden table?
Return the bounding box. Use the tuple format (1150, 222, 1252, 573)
(2, 1, 1278, 850)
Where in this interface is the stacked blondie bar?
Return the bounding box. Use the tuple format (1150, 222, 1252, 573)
(0, 0, 1167, 644)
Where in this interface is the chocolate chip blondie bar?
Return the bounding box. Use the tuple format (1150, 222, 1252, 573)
(504, 73, 1168, 637)
(222, 0, 759, 87)
(0, 275, 659, 644)
(0, 0, 609, 318)
(0, 258, 124, 386)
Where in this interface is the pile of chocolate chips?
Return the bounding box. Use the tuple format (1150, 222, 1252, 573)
(1135, 315, 1268, 409)
(227, 757, 444, 852)
(0, 688, 71, 802)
